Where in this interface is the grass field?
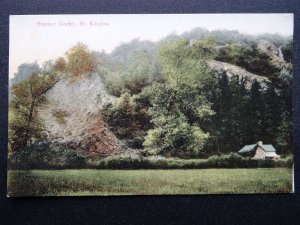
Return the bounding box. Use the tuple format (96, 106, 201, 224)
(7, 168, 293, 196)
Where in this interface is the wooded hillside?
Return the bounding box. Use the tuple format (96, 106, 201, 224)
(9, 29, 293, 168)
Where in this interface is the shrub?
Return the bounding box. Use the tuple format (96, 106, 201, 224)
(91, 154, 292, 170)
(8, 142, 86, 169)
(8, 149, 293, 170)
(127, 136, 144, 149)
(285, 155, 294, 167)
(258, 159, 275, 168)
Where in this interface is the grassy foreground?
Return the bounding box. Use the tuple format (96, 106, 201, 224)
(7, 168, 293, 196)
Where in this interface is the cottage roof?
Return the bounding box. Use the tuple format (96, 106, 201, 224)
(239, 144, 256, 153)
(238, 144, 276, 153)
(260, 145, 276, 152)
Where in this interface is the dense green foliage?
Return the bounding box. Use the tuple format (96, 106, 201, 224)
(8, 168, 293, 196)
(178, 28, 291, 47)
(141, 83, 212, 157)
(99, 40, 162, 97)
(93, 154, 293, 169)
(9, 69, 62, 153)
(103, 35, 292, 157)
(281, 39, 293, 63)
(9, 29, 293, 168)
(215, 43, 280, 78)
(102, 92, 152, 148)
(153, 39, 215, 156)
(205, 73, 292, 155)
(103, 38, 216, 157)
(158, 38, 215, 88)
(9, 144, 293, 169)
(8, 142, 85, 169)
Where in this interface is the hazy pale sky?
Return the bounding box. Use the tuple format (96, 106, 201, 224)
(9, 14, 293, 78)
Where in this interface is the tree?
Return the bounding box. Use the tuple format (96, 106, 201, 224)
(276, 104, 292, 154)
(102, 48, 162, 97)
(103, 91, 154, 149)
(54, 57, 67, 72)
(207, 73, 250, 154)
(276, 76, 292, 154)
(9, 69, 62, 152)
(210, 73, 234, 153)
(143, 112, 209, 157)
(281, 39, 293, 63)
(103, 92, 136, 138)
(65, 42, 97, 78)
(158, 38, 216, 89)
(247, 80, 265, 142)
(141, 38, 216, 157)
(142, 83, 211, 157)
(261, 84, 281, 143)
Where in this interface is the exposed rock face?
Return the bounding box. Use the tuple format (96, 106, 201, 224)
(208, 60, 270, 88)
(40, 73, 124, 158)
(257, 40, 292, 86)
(257, 40, 285, 64)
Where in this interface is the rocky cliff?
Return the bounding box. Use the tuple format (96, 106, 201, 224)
(40, 73, 125, 158)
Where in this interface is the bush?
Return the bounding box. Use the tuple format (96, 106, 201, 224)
(8, 142, 86, 169)
(9, 148, 293, 170)
(88, 154, 292, 170)
(127, 136, 144, 149)
(285, 155, 294, 167)
(206, 153, 245, 168)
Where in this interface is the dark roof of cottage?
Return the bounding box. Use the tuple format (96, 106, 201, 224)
(238, 144, 276, 153)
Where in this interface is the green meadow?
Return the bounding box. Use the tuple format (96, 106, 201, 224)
(7, 168, 293, 196)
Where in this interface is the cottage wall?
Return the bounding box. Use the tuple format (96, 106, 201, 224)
(265, 151, 280, 159)
(253, 147, 266, 159)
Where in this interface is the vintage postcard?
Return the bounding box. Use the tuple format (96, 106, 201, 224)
(8, 14, 294, 196)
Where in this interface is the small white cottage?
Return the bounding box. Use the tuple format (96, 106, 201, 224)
(238, 141, 280, 159)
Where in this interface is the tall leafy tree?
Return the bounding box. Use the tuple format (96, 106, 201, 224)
(208, 73, 249, 153)
(209, 73, 231, 153)
(247, 80, 265, 142)
(142, 83, 210, 157)
(159, 38, 215, 89)
(65, 42, 97, 78)
(261, 84, 281, 143)
(143, 38, 216, 157)
(276, 103, 292, 154)
(9, 70, 63, 152)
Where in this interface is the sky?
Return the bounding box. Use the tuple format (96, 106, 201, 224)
(9, 14, 293, 78)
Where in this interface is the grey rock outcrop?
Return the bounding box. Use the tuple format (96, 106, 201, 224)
(208, 60, 270, 88)
(40, 73, 123, 158)
(257, 40, 285, 64)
